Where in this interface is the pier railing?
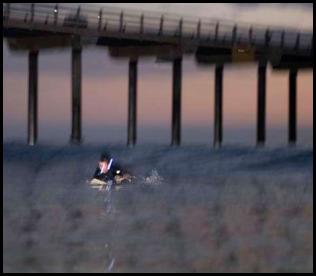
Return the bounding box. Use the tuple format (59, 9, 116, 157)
(3, 3, 313, 55)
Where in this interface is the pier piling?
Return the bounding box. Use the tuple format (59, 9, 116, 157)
(214, 65, 223, 148)
(257, 62, 267, 146)
(70, 37, 82, 144)
(171, 58, 182, 146)
(128, 59, 138, 146)
(27, 50, 38, 146)
(289, 68, 297, 145)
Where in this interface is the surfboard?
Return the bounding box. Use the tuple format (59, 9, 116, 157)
(89, 178, 109, 189)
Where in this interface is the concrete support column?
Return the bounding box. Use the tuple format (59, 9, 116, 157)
(27, 50, 38, 146)
(214, 65, 223, 148)
(171, 58, 182, 146)
(289, 68, 297, 145)
(70, 39, 82, 144)
(127, 59, 138, 146)
(257, 62, 267, 146)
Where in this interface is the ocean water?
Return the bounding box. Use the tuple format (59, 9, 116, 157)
(3, 142, 313, 272)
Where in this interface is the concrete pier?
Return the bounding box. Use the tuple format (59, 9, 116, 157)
(171, 58, 182, 146)
(70, 38, 82, 144)
(127, 59, 138, 146)
(289, 68, 297, 145)
(3, 3, 313, 148)
(214, 65, 223, 148)
(257, 62, 267, 146)
(27, 50, 38, 146)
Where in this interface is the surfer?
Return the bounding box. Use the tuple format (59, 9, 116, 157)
(90, 151, 133, 187)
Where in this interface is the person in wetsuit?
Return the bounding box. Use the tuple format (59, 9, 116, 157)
(92, 152, 132, 185)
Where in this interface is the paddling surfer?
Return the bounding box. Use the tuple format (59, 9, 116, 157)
(90, 152, 133, 186)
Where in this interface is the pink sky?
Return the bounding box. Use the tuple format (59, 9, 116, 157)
(3, 58, 313, 127)
(3, 55, 313, 146)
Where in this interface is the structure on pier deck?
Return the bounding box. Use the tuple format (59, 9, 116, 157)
(3, 3, 313, 147)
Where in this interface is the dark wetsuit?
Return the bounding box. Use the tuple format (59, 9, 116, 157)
(92, 162, 123, 183)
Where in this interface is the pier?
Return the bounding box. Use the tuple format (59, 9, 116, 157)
(3, 3, 313, 147)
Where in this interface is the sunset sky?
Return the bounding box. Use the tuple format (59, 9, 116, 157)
(3, 3, 313, 145)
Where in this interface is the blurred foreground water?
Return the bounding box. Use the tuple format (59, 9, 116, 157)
(3, 142, 313, 272)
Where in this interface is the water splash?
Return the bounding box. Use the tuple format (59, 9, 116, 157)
(103, 181, 114, 214)
(142, 169, 164, 185)
(100, 181, 117, 272)
(107, 258, 116, 272)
